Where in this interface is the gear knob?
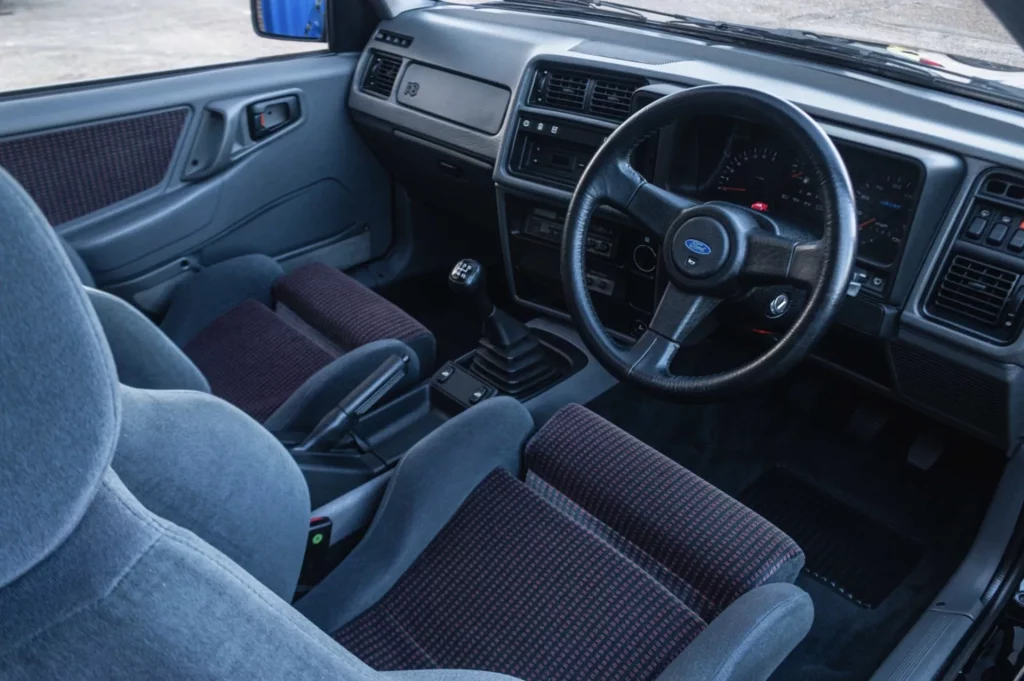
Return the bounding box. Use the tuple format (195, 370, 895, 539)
(449, 259, 494, 318)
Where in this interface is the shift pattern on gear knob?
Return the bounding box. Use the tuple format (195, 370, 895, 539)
(449, 259, 494, 318)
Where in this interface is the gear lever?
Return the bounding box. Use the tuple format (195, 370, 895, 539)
(449, 259, 494, 318)
(448, 259, 558, 398)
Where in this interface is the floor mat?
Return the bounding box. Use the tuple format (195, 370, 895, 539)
(740, 467, 924, 608)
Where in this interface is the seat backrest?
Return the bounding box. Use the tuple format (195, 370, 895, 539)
(0, 166, 523, 681)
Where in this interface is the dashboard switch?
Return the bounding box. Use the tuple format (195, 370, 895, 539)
(1009, 230, 1024, 253)
(965, 217, 987, 239)
(987, 223, 1009, 246)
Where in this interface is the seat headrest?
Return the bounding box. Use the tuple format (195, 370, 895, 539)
(0, 166, 120, 588)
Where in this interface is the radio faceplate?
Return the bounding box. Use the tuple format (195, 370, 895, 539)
(504, 196, 658, 339)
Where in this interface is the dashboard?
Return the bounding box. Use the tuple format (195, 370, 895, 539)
(346, 4, 1024, 452)
(660, 116, 923, 268)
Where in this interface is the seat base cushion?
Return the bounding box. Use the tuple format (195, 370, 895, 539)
(274, 262, 435, 371)
(334, 468, 707, 681)
(183, 300, 337, 422)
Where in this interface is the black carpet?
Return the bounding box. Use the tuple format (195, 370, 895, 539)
(378, 273, 482, 369)
(585, 368, 1001, 681)
(740, 467, 924, 609)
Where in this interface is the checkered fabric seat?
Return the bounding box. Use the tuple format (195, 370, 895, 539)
(322, 402, 811, 681)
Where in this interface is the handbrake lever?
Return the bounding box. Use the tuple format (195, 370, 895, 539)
(293, 354, 409, 453)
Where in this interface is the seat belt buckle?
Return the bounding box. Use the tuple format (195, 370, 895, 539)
(299, 516, 333, 587)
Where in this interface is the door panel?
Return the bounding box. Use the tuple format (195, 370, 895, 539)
(0, 53, 391, 309)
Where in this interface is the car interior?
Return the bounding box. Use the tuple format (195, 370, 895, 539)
(4, 0, 1024, 680)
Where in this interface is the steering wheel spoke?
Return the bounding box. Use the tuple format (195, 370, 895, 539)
(649, 284, 720, 343)
(623, 330, 678, 380)
(743, 231, 826, 288)
(603, 161, 696, 239)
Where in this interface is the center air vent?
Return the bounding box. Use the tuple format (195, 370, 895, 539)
(361, 51, 402, 98)
(530, 66, 646, 122)
(931, 254, 1021, 339)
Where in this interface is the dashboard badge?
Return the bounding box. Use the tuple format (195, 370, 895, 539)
(684, 239, 712, 256)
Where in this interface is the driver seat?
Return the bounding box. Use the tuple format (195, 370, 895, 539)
(0, 164, 812, 681)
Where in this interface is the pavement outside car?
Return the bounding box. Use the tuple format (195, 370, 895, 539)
(0, 0, 1021, 94)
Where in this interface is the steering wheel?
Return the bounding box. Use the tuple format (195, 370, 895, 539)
(562, 85, 858, 399)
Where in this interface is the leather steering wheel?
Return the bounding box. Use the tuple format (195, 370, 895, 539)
(562, 85, 858, 399)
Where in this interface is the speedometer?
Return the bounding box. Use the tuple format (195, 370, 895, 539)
(855, 174, 914, 266)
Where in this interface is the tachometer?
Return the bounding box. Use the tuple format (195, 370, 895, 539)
(713, 146, 782, 209)
(855, 174, 914, 266)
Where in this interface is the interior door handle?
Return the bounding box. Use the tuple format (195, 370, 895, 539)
(182, 90, 304, 182)
(248, 96, 300, 140)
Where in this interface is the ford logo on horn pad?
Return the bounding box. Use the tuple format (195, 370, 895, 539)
(684, 239, 712, 256)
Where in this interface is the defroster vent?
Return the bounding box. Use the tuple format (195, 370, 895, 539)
(931, 254, 1021, 339)
(361, 51, 402, 98)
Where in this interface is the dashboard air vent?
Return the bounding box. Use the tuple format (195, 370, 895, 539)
(361, 51, 402, 98)
(933, 255, 1019, 329)
(590, 77, 640, 121)
(536, 71, 587, 112)
(530, 66, 646, 121)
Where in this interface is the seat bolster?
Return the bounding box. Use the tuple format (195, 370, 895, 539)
(654, 583, 814, 681)
(263, 339, 422, 433)
(58, 235, 96, 287)
(86, 288, 210, 393)
(298, 397, 534, 632)
(114, 386, 310, 601)
(160, 254, 285, 347)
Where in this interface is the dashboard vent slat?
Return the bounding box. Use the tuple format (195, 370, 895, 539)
(530, 66, 645, 121)
(361, 51, 402, 98)
(537, 72, 587, 112)
(590, 78, 641, 121)
(933, 255, 1018, 328)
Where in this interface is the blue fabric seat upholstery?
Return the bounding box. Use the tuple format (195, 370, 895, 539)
(1, 165, 811, 681)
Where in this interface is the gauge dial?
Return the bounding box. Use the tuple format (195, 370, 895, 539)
(855, 174, 913, 265)
(780, 161, 820, 218)
(713, 146, 782, 208)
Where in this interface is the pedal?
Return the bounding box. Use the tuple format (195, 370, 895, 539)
(845, 403, 889, 445)
(907, 429, 945, 471)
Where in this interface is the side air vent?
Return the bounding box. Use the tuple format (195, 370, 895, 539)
(530, 66, 646, 122)
(361, 51, 402, 98)
(931, 255, 1020, 334)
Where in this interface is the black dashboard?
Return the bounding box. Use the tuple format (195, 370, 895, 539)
(346, 4, 1024, 451)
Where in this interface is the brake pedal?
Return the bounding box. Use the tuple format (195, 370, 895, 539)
(907, 429, 945, 471)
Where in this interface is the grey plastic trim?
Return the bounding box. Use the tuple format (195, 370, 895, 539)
(181, 88, 308, 182)
(901, 157, 1024, 365)
(870, 447, 1024, 681)
(311, 471, 392, 547)
(396, 63, 510, 134)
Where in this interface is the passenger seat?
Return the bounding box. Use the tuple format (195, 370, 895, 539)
(71, 248, 435, 432)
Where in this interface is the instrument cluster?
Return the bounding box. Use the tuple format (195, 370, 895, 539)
(676, 118, 923, 268)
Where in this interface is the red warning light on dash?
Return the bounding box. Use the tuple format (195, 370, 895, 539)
(751, 202, 769, 212)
